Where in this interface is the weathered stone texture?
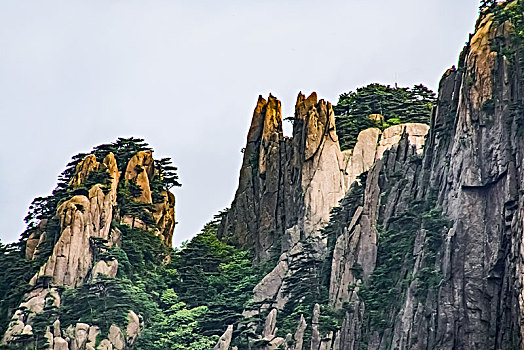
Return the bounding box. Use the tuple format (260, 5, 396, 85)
(327, 10, 524, 350)
(124, 150, 155, 203)
(29, 153, 120, 288)
(220, 92, 356, 260)
(214, 324, 234, 350)
(219, 88, 430, 349)
(3, 148, 170, 349)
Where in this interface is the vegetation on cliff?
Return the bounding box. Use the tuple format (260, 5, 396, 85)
(358, 198, 451, 336)
(0, 95, 440, 349)
(0, 105, 438, 349)
(0, 243, 37, 336)
(334, 84, 436, 151)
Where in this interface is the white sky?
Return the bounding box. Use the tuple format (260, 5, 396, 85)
(0, 0, 479, 246)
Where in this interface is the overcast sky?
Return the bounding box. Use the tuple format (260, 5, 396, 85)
(0, 0, 479, 246)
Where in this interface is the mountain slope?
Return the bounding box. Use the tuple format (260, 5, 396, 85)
(3, 2, 524, 350)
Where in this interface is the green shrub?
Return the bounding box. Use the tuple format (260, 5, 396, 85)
(334, 84, 435, 151)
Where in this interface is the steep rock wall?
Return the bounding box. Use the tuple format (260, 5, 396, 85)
(218, 92, 349, 260)
(219, 93, 420, 261)
(411, 10, 523, 349)
(217, 7, 524, 350)
(284, 7, 524, 350)
(218, 89, 430, 348)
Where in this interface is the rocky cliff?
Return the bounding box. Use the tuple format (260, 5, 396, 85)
(218, 92, 353, 260)
(214, 3, 524, 349)
(217, 88, 429, 348)
(219, 93, 427, 261)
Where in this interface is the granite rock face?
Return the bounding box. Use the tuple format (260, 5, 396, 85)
(218, 8, 524, 350)
(218, 88, 429, 348)
(345, 10, 524, 349)
(218, 94, 285, 258)
(2, 149, 169, 349)
(124, 150, 155, 204)
(220, 92, 383, 260)
(408, 11, 524, 349)
(30, 152, 120, 288)
(121, 150, 175, 245)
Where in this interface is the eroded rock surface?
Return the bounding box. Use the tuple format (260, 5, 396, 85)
(226, 8, 524, 350)
(218, 90, 430, 349)
(30, 153, 120, 288)
(2, 149, 171, 349)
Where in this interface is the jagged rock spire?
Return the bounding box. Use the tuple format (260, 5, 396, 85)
(219, 92, 349, 260)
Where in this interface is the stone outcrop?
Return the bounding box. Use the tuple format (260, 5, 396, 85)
(296, 93, 349, 239)
(286, 314, 307, 350)
(126, 311, 141, 345)
(121, 150, 175, 245)
(375, 123, 429, 159)
(2, 148, 170, 349)
(218, 94, 284, 258)
(29, 152, 120, 288)
(124, 151, 155, 204)
(215, 325, 234, 350)
(152, 190, 176, 247)
(69, 154, 100, 188)
(342, 128, 380, 186)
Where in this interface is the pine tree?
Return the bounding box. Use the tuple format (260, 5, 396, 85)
(479, 0, 496, 11)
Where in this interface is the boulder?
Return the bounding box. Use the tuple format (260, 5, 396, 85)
(126, 310, 141, 345)
(91, 260, 118, 280)
(108, 325, 124, 350)
(214, 325, 233, 350)
(72, 323, 89, 350)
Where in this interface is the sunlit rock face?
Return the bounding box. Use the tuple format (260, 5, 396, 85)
(216, 7, 524, 349)
(2, 149, 172, 349)
(219, 91, 427, 263)
(30, 152, 120, 288)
